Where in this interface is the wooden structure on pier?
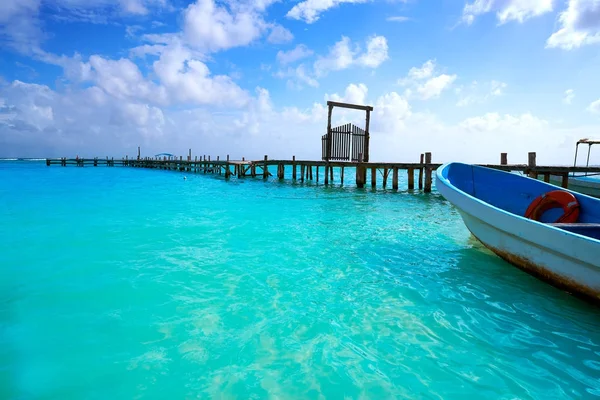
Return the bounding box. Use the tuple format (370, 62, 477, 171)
(322, 101, 373, 163)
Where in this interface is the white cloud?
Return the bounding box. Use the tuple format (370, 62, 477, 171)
(0, 0, 170, 53)
(398, 60, 457, 100)
(275, 64, 319, 89)
(416, 74, 456, 100)
(563, 88, 575, 104)
(267, 24, 294, 44)
(456, 80, 507, 106)
(2, 78, 598, 166)
(151, 44, 251, 107)
(386, 16, 410, 22)
(286, 0, 367, 24)
(460, 112, 548, 132)
(462, 0, 553, 25)
(314, 35, 388, 77)
(588, 98, 600, 114)
(182, 0, 267, 52)
(326, 83, 369, 105)
(357, 35, 389, 67)
(546, 0, 600, 50)
(276, 45, 314, 65)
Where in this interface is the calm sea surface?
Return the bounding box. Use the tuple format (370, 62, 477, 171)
(1, 161, 599, 399)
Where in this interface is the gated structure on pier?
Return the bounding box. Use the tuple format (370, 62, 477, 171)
(321, 123, 366, 162)
(321, 101, 373, 162)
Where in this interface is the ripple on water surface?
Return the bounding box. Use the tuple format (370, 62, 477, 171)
(0, 162, 599, 399)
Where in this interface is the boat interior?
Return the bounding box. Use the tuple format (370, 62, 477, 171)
(442, 163, 600, 241)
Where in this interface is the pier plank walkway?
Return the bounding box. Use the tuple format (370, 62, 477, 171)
(46, 151, 600, 193)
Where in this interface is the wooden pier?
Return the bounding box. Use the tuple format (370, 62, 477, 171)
(45, 151, 600, 193)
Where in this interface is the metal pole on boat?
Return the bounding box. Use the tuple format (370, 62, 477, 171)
(573, 142, 580, 178)
(586, 143, 592, 176)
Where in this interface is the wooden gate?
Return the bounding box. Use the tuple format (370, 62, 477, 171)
(322, 123, 367, 162)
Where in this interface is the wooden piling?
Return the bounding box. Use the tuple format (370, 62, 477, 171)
(408, 168, 414, 190)
(382, 168, 388, 189)
(316, 166, 319, 183)
(371, 167, 376, 188)
(292, 156, 297, 180)
(263, 155, 268, 179)
(324, 165, 329, 185)
(501, 153, 507, 165)
(309, 165, 313, 180)
(562, 174, 569, 188)
(418, 154, 424, 190)
(544, 173, 550, 183)
(330, 165, 333, 182)
(341, 166, 345, 185)
(528, 152, 537, 178)
(300, 164, 305, 182)
(392, 168, 398, 190)
(424, 152, 432, 193)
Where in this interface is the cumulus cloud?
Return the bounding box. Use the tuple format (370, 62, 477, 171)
(546, 0, 600, 49)
(462, 0, 553, 25)
(455, 80, 507, 106)
(0, 0, 170, 53)
(286, 0, 368, 24)
(273, 36, 388, 89)
(588, 98, 600, 114)
(563, 89, 575, 104)
(386, 16, 410, 22)
(326, 83, 369, 105)
(313, 35, 389, 77)
(398, 60, 457, 100)
(276, 45, 314, 65)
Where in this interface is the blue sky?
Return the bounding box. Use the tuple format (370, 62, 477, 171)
(1, 0, 600, 163)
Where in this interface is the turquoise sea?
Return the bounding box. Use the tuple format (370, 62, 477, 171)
(1, 160, 599, 399)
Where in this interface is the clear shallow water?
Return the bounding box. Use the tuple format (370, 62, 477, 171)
(1, 161, 599, 399)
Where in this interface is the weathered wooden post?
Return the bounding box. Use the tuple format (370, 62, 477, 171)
(371, 167, 376, 188)
(562, 173, 569, 188)
(278, 163, 284, 180)
(137, 146, 140, 160)
(292, 156, 297, 180)
(418, 154, 424, 190)
(501, 153, 507, 165)
(330, 165, 333, 182)
(424, 152, 432, 193)
(382, 168, 388, 189)
(364, 109, 371, 162)
(225, 155, 231, 179)
(544, 173, 550, 183)
(300, 164, 305, 182)
(528, 152, 537, 178)
(392, 167, 398, 190)
(408, 168, 415, 190)
(356, 153, 365, 188)
(316, 166, 319, 183)
(263, 155, 268, 179)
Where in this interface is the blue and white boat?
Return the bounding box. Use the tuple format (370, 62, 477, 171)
(436, 162, 600, 303)
(547, 139, 600, 198)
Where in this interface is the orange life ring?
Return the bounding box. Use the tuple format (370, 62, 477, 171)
(524, 190, 580, 223)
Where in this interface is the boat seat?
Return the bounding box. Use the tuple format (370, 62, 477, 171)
(548, 223, 600, 240)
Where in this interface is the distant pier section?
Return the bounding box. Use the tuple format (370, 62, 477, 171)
(44, 101, 600, 192)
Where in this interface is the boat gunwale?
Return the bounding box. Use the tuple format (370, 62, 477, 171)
(436, 162, 600, 245)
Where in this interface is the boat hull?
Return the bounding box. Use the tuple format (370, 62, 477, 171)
(548, 175, 600, 198)
(436, 164, 600, 304)
(457, 209, 600, 302)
